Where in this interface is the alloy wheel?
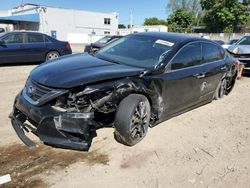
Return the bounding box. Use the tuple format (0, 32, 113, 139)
(130, 101, 148, 139)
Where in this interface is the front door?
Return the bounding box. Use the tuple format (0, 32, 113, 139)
(0, 33, 26, 64)
(155, 42, 204, 119)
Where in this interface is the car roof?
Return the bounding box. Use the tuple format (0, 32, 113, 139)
(132, 32, 205, 43)
(6, 31, 43, 35)
(1, 31, 45, 35)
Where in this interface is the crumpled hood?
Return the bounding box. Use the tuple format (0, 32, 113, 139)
(30, 53, 144, 88)
(228, 45, 250, 54)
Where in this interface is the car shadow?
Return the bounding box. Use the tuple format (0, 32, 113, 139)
(0, 62, 43, 67)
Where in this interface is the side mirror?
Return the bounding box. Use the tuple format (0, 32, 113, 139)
(149, 63, 166, 75)
(0, 40, 5, 45)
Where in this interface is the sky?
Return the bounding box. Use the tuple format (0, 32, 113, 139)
(0, 0, 170, 25)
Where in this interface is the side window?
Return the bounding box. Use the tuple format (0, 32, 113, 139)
(170, 42, 202, 70)
(202, 43, 222, 63)
(27, 34, 44, 43)
(3, 33, 23, 44)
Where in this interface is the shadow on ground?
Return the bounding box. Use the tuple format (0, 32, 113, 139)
(0, 62, 41, 67)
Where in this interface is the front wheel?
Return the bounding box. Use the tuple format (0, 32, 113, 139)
(114, 94, 151, 146)
(46, 51, 60, 61)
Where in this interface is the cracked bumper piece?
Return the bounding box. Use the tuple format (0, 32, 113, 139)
(10, 92, 96, 151)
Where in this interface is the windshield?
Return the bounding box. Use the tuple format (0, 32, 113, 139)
(236, 36, 250, 45)
(95, 35, 174, 68)
(95, 36, 112, 45)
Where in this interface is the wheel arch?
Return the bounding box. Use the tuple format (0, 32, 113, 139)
(46, 50, 61, 56)
(79, 77, 162, 123)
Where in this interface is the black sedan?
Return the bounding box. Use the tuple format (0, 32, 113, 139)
(84, 35, 122, 53)
(0, 31, 72, 64)
(0, 28, 5, 33)
(10, 32, 237, 151)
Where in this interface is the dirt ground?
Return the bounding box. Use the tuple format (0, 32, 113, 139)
(0, 65, 250, 188)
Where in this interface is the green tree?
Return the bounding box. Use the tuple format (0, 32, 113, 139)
(167, 9, 195, 32)
(167, 0, 201, 18)
(144, 17, 168, 26)
(118, 24, 126, 29)
(201, 0, 249, 32)
(242, 0, 250, 5)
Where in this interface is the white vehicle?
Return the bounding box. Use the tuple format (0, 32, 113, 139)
(228, 36, 250, 74)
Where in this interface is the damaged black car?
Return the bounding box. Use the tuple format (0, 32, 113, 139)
(10, 32, 238, 151)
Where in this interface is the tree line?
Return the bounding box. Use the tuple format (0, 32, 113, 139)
(141, 0, 250, 33)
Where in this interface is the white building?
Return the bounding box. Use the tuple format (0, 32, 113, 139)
(0, 10, 11, 32)
(117, 25, 168, 36)
(0, 4, 119, 43)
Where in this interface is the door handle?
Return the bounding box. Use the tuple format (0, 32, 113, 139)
(193, 73, 205, 79)
(221, 66, 227, 71)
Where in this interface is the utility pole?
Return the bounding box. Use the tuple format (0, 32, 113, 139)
(130, 10, 133, 34)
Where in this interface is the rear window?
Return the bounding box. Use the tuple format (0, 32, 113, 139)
(27, 34, 44, 43)
(202, 43, 223, 63)
(45, 37, 51, 42)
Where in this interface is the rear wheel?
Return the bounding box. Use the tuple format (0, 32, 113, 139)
(46, 51, 60, 61)
(114, 94, 151, 146)
(214, 79, 227, 100)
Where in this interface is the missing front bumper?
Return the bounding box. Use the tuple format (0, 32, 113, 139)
(10, 107, 97, 151)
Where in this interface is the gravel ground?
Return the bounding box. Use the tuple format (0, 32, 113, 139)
(0, 65, 249, 188)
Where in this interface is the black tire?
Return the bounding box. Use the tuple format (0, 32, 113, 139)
(46, 51, 60, 61)
(214, 79, 227, 100)
(114, 94, 151, 146)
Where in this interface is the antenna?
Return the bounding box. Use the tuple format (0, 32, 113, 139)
(130, 10, 133, 33)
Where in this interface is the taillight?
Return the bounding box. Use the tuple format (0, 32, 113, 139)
(66, 42, 71, 50)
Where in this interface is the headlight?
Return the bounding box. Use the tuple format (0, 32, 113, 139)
(233, 47, 238, 54)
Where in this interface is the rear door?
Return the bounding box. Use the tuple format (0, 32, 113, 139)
(0, 33, 26, 64)
(24, 33, 47, 62)
(156, 42, 204, 118)
(201, 42, 227, 101)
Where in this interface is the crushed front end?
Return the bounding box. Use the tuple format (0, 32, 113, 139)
(228, 45, 250, 75)
(9, 79, 97, 151)
(231, 53, 250, 75)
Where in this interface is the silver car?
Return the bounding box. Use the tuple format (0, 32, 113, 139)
(228, 35, 250, 74)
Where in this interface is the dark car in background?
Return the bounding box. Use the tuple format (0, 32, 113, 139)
(10, 32, 237, 151)
(213, 40, 225, 45)
(84, 35, 122, 53)
(222, 39, 239, 49)
(0, 28, 5, 33)
(0, 31, 72, 64)
(228, 35, 250, 74)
